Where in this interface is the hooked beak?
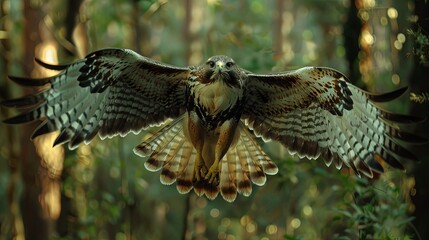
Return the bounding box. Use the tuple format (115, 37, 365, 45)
(214, 61, 225, 74)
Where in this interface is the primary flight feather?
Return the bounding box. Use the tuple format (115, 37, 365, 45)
(2, 48, 424, 202)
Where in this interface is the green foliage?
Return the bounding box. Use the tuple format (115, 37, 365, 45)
(333, 176, 415, 239)
(408, 27, 429, 65)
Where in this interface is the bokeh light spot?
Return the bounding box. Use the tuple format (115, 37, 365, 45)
(387, 8, 398, 19)
(380, 16, 388, 26)
(392, 74, 400, 85)
(394, 40, 403, 50)
(359, 11, 370, 21)
(246, 222, 256, 233)
(291, 218, 301, 229)
(397, 33, 406, 43)
(210, 208, 220, 218)
(266, 224, 278, 234)
(303, 205, 313, 216)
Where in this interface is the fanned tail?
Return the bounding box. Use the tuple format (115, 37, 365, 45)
(134, 116, 196, 188)
(218, 124, 278, 202)
(134, 120, 278, 202)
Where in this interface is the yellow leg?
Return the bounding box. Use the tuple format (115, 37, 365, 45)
(205, 161, 219, 183)
(193, 153, 207, 181)
(205, 119, 238, 184)
(187, 113, 205, 177)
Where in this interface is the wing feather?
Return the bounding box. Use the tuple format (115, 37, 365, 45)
(2, 48, 191, 149)
(243, 67, 425, 178)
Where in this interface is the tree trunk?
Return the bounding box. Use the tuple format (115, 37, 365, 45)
(21, 1, 50, 239)
(1, 0, 25, 239)
(343, 0, 362, 87)
(183, 0, 192, 64)
(273, 0, 284, 61)
(63, 0, 84, 56)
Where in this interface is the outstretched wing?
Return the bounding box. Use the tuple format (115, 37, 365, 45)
(242, 67, 425, 178)
(2, 48, 191, 149)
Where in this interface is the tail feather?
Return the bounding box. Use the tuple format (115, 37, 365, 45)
(136, 120, 276, 202)
(193, 180, 205, 197)
(202, 182, 220, 200)
(240, 129, 269, 186)
(134, 118, 184, 157)
(159, 137, 185, 185)
(219, 151, 238, 202)
(176, 142, 196, 194)
(234, 140, 253, 197)
(145, 137, 182, 173)
(241, 128, 278, 175)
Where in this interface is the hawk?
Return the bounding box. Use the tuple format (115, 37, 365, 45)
(1, 48, 425, 202)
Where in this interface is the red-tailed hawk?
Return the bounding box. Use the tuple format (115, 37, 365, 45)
(1, 48, 425, 202)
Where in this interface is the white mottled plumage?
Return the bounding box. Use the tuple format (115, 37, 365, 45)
(2, 48, 425, 202)
(191, 79, 242, 116)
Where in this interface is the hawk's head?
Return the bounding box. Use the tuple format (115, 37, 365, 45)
(199, 55, 243, 87)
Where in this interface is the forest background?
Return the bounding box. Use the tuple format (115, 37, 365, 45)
(0, 0, 428, 239)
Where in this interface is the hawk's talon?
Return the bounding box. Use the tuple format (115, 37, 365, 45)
(200, 166, 208, 177)
(205, 165, 219, 184)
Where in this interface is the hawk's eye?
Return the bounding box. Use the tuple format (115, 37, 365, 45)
(207, 61, 215, 68)
(226, 62, 234, 68)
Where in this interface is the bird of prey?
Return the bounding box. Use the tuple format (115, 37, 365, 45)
(1, 48, 425, 202)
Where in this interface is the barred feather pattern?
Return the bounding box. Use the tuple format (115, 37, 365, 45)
(244, 77, 424, 178)
(2, 50, 425, 202)
(134, 117, 278, 202)
(2, 48, 190, 149)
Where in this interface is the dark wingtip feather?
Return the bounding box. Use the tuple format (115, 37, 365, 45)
(53, 129, 72, 147)
(367, 87, 408, 102)
(380, 110, 426, 124)
(69, 134, 85, 149)
(31, 121, 56, 140)
(376, 152, 405, 171)
(388, 143, 419, 161)
(8, 75, 51, 87)
(366, 159, 385, 174)
(3, 112, 38, 124)
(35, 58, 69, 71)
(394, 131, 429, 144)
(83, 127, 100, 144)
(1, 93, 46, 108)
